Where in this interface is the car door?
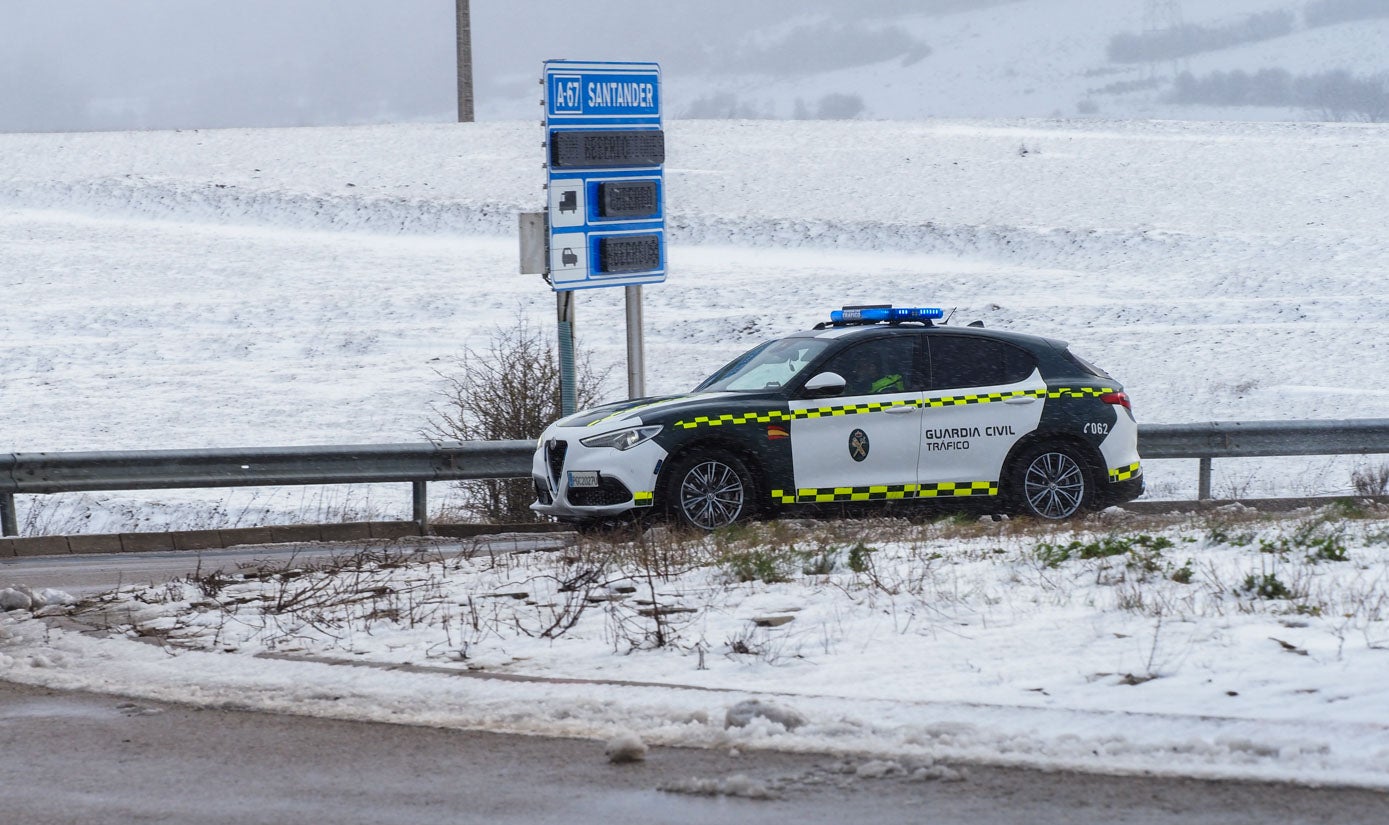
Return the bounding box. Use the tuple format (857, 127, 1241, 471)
(787, 336, 925, 502)
(918, 334, 1045, 496)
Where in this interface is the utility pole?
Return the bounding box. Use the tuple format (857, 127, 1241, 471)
(456, 0, 474, 122)
(1143, 0, 1187, 79)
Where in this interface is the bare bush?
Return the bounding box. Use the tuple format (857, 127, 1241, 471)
(424, 315, 609, 523)
(1351, 462, 1389, 497)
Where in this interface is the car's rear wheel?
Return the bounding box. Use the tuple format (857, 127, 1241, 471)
(1009, 442, 1092, 520)
(665, 449, 756, 530)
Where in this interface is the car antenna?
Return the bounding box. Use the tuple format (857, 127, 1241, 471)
(942, 307, 958, 325)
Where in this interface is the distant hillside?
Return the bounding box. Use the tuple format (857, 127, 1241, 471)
(478, 0, 1389, 122)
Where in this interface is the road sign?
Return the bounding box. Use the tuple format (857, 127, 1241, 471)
(543, 60, 665, 291)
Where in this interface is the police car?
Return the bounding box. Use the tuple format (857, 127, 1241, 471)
(532, 306, 1142, 529)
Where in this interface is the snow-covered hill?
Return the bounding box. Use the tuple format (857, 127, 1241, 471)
(480, 0, 1389, 123)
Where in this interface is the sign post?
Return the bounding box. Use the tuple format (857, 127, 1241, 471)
(539, 60, 665, 405)
(624, 284, 645, 397)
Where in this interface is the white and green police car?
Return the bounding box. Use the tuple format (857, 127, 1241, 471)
(532, 306, 1142, 529)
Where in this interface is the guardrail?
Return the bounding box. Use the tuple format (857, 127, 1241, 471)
(1138, 418, 1389, 499)
(3, 419, 1388, 537)
(1, 441, 534, 537)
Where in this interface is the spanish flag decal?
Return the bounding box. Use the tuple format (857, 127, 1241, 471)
(767, 424, 790, 440)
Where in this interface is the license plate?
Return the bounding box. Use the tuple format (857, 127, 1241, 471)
(567, 471, 599, 488)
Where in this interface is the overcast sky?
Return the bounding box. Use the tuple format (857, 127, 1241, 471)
(3, 1, 1382, 131)
(0, 0, 1020, 132)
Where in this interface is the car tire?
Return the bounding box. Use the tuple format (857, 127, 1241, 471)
(1008, 442, 1093, 520)
(664, 449, 757, 530)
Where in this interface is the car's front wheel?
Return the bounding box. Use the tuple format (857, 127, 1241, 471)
(664, 449, 756, 530)
(1009, 442, 1093, 520)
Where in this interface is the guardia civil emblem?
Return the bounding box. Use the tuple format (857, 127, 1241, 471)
(848, 428, 870, 462)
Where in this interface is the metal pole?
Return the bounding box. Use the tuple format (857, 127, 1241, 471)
(455, 0, 474, 122)
(412, 481, 430, 535)
(557, 291, 577, 416)
(1198, 457, 1213, 500)
(1, 493, 16, 537)
(625, 285, 646, 399)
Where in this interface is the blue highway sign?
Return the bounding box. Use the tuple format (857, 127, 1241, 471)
(543, 60, 665, 290)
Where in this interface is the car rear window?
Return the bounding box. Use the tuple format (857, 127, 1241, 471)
(928, 336, 1037, 389)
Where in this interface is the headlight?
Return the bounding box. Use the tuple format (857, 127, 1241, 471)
(580, 425, 662, 451)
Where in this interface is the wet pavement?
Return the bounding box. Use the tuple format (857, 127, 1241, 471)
(3, 679, 1386, 825)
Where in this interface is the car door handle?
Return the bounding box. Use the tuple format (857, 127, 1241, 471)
(885, 405, 917, 415)
(1003, 396, 1037, 405)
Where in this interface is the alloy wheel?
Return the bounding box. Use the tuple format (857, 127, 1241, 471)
(1023, 451, 1087, 519)
(678, 460, 747, 529)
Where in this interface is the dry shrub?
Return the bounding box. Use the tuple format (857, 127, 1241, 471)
(424, 316, 609, 523)
(1351, 462, 1389, 497)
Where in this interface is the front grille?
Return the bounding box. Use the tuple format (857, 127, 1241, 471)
(567, 477, 633, 507)
(545, 439, 568, 484)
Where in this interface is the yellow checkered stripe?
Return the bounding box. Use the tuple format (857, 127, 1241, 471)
(673, 388, 1114, 430)
(771, 481, 998, 504)
(923, 388, 1045, 408)
(921, 387, 1113, 407)
(1108, 462, 1142, 483)
(633, 491, 655, 507)
(920, 480, 999, 497)
(673, 409, 797, 430)
(1045, 387, 1114, 399)
(791, 398, 921, 419)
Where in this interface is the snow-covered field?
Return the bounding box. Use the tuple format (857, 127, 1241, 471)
(2, 118, 1388, 531)
(3, 116, 1389, 789)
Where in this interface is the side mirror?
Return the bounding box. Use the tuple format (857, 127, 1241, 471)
(802, 371, 846, 398)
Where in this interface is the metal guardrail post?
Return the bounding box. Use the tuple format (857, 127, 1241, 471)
(413, 481, 429, 535)
(1, 493, 16, 537)
(1198, 457, 1213, 501)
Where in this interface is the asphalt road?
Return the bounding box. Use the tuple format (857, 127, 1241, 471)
(0, 534, 572, 597)
(4, 541, 1388, 824)
(3, 680, 1387, 825)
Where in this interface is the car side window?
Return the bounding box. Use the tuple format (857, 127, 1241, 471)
(928, 336, 1036, 390)
(816, 337, 923, 396)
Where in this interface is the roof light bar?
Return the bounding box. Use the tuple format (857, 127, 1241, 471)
(831, 306, 944, 324)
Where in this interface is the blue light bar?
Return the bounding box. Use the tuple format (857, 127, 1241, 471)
(831, 306, 944, 324)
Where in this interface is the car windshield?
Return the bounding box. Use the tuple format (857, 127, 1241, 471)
(694, 337, 832, 393)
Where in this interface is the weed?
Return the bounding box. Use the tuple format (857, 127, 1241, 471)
(1036, 542, 1072, 568)
(1329, 498, 1370, 519)
(719, 546, 798, 584)
(847, 542, 876, 574)
(1307, 541, 1350, 563)
(1171, 560, 1195, 584)
(725, 625, 765, 656)
(1240, 572, 1292, 600)
(712, 521, 759, 545)
(1207, 526, 1256, 547)
(1080, 537, 1131, 559)
(1036, 534, 1171, 570)
(801, 550, 837, 576)
(1260, 519, 1349, 563)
